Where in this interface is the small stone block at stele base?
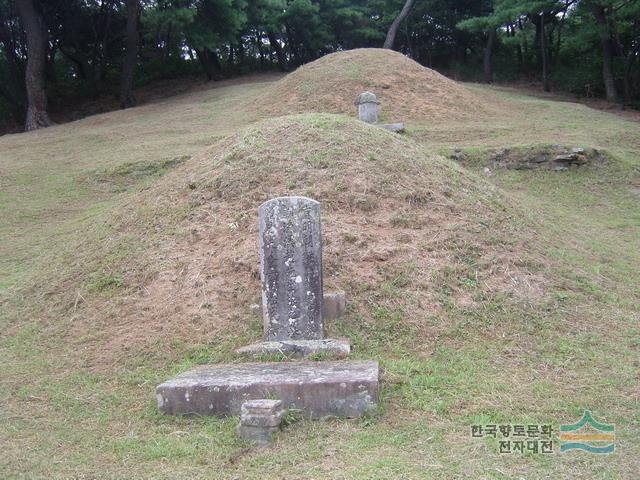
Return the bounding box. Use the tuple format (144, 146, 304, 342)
(236, 399, 284, 445)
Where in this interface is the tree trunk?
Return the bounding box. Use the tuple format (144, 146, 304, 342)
(610, 16, 631, 104)
(255, 33, 266, 68)
(165, 23, 172, 59)
(120, 0, 139, 109)
(383, 0, 415, 49)
(16, 0, 52, 131)
(236, 36, 245, 66)
(228, 43, 234, 68)
(284, 24, 301, 66)
(0, 15, 27, 119)
(97, 0, 114, 85)
(195, 48, 223, 81)
(553, 7, 568, 67)
(623, 43, 639, 103)
(519, 18, 528, 72)
(483, 29, 496, 83)
(267, 31, 287, 71)
(404, 19, 413, 57)
(591, 4, 619, 103)
(539, 13, 550, 92)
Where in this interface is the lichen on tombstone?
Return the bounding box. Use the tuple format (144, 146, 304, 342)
(258, 196, 324, 341)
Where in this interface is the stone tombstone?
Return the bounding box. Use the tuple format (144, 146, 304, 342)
(258, 196, 324, 341)
(355, 91, 379, 124)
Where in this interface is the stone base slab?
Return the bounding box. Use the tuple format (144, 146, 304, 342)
(378, 122, 405, 133)
(235, 338, 350, 359)
(156, 360, 378, 419)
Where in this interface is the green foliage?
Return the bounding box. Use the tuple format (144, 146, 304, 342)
(1, 0, 639, 127)
(187, 0, 248, 50)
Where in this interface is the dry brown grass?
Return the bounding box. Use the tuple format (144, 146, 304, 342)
(57, 113, 547, 369)
(260, 49, 496, 121)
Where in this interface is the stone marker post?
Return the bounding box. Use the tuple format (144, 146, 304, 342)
(355, 91, 379, 124)
(237, 399, 284, 445)
(259, 196, 324, 341)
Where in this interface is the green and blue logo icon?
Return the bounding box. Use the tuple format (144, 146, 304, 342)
(559, 410, 615, 454)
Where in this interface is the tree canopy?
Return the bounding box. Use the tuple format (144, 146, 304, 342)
(0, 0, 638, 131)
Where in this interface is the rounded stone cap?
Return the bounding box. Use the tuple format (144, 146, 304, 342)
(355, 91, 379, 105)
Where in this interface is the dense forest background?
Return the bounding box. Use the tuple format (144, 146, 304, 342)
(1, 0, 639, 132)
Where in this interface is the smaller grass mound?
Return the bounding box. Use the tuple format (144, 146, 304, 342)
(261, 49, 492, 121)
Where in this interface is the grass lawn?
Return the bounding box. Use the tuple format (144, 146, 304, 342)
(1, 75, 638, 479)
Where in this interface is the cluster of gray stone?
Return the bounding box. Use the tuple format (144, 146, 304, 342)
(487, 145, 601, 171)
(156, 196, 379, 446)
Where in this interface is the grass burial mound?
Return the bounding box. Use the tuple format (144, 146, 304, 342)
(261, 49, 492, 121)
(4, 108, 638, 477)
(5, 113, 547, 373)
(59, 113, 545, 366)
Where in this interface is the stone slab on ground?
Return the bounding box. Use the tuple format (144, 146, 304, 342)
(235, 338, 350, 359)
(156, 360, 378, 418)
(378, 122, 405, 133)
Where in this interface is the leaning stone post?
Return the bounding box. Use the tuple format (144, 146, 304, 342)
(355, 91, 379, 124)
(258, 196, 324, 341)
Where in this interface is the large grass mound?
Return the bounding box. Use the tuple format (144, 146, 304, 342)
(3, 78, 640, 478)
(261, 49, 492, 121)
(45, 113, 544, 366)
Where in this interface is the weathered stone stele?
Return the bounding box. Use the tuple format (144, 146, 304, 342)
(259, 196, 324, 341)
(354, 91, 405, 133)
(355, 91, 380, 124)
(249, 291, 346, 320)
(156, 361, 379, 418)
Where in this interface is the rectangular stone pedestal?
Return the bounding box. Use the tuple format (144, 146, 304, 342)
(236, 339, 350, 359)
(156, 361, 378, 419)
